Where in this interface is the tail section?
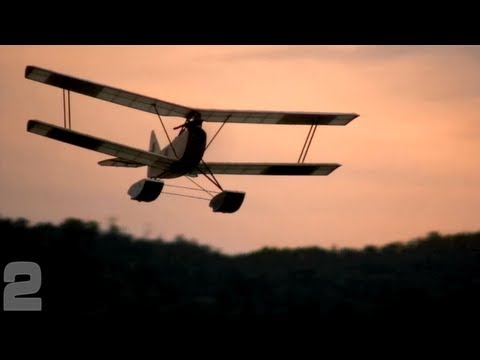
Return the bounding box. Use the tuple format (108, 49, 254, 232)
(148, 130, 163, 178)
(149, 130, 161, 153)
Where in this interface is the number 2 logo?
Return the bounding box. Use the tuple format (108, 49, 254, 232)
(3, 262, 42, 311)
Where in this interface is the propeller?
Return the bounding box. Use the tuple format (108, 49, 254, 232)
(173, 120, 188, 130)
(174, 110, 202, 130)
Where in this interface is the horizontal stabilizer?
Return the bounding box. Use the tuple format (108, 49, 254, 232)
(98, 158, 145, 168)
(194, 162, 341, 176)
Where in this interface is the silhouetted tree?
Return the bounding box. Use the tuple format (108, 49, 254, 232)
(1, 216, 479, 322)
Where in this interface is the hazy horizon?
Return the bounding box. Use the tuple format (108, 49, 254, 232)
(1, 45, 479, 254)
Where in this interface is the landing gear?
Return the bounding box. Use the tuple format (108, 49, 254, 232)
(128, 178, 164, 202)
(151, 109, 245, 213)
(209, 191, 246, 213)
(195, 160, 246, 213)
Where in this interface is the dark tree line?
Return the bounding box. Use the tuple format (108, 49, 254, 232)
(1, 216, 479, 321)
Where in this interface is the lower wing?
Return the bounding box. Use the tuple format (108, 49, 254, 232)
(26, 120, 174, 169)
(194, 162, 341, 176)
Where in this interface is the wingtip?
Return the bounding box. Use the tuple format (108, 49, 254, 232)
(26, 119, 37, 131)
(25, 65, 34, 78)
(326, 163, 342, 176)
(341, 113, 360, 126)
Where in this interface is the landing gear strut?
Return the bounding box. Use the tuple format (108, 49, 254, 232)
(152, 109, 246, 213)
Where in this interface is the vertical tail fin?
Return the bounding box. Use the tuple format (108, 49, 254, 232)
(149, 130, 161, 153)
(148, 130, 162, 178)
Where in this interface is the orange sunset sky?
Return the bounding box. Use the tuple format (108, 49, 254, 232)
(1, 45, 479, 254)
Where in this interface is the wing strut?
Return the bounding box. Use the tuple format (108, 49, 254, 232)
(196, 160, 224, 192)
(62, 89, 72, 129)
(298, 120, 319, 163)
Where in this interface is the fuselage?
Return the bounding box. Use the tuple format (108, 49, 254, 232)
(147, 123, 207, 179)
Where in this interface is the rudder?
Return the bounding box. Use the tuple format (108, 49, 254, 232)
(149, 130, 161, 153)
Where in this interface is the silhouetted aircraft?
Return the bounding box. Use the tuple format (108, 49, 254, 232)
(25, 66, 359, 213)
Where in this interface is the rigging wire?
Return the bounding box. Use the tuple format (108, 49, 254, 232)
(162, 191, 210, 201)
(164, 183, 219, 195)
(205, 114, 231, 151)
(154, 104, 178, 158)
(184, 176, 217, 197)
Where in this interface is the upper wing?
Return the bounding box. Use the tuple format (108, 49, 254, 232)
(25, 65, 359, 126)
(27, 120, 174, 169)
(25, 66, 191, 118)
(199, 110, 358, 126)
(194, 162, 341, 176)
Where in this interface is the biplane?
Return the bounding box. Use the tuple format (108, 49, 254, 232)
(25, 65, 359, 213)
